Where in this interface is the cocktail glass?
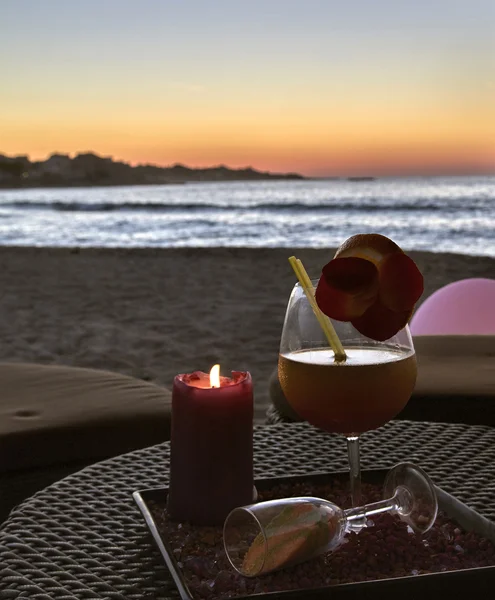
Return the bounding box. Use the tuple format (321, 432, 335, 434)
(224, 462, 437, 577)
(278, 281, 417, 507)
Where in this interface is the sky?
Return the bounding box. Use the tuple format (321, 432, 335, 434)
(1, 0, 494, 177)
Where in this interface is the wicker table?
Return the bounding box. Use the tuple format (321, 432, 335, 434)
(2, 420, 495, 599)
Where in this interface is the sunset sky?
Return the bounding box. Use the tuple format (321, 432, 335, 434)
(1, 0, 494, 177)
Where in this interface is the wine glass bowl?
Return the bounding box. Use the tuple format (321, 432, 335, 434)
(278, 281, 417, 435)
(223, 495, 344, 577)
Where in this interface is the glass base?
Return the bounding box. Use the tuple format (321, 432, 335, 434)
(383, 462, 438, 534)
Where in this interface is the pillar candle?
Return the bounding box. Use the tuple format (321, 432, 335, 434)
(168, 369, 254, 525)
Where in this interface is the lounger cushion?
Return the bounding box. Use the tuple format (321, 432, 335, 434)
(0, 362, 171, 473)
(410, 335, 494, 397)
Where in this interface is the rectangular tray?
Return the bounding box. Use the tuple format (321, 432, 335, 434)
(133, 470, 495, 599)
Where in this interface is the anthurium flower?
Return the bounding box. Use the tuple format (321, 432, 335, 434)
(315, 234, 424, 341)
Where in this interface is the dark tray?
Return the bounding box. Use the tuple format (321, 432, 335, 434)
(133, 470, 495, 599)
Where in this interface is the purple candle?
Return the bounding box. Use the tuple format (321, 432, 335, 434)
(168, 366, 254, 525)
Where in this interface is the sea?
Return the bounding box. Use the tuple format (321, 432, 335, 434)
(0, 175, 493, 257)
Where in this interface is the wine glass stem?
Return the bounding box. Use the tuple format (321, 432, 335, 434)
(344, 496, 399, 524)
(346, 435, 361, 507)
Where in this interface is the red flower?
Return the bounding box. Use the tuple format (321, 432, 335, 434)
(315, 234, 424, 341)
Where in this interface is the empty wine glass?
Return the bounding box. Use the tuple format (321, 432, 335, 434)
(224, 463, 437, 577)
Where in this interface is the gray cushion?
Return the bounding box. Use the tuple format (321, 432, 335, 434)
(411, 335, 494, 397)
(0, 362, 171, 473)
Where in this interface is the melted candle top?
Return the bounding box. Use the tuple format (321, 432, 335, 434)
(182, 371, 245, 388)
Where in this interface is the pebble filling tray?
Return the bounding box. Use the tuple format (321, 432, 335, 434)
(133, 470, 495, 599)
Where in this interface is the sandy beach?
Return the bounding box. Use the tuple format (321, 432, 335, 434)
(0, 246, 493, 423)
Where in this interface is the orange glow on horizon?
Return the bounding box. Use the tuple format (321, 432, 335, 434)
(2, 141, 492, 178)
(1, 97, 494, 177)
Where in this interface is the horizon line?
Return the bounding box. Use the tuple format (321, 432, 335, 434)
(1, 149, 494, 179)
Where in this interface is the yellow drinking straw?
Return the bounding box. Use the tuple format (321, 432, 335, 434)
(288, 256, 347, 362)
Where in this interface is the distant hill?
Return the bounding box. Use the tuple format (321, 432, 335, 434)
(0, 152, 305, 188)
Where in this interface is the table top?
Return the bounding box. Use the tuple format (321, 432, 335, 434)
(2, 419, 495, 599)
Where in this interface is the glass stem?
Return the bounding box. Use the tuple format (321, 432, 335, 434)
(344, 495, 399, 526)
(346, 435, 361, 507)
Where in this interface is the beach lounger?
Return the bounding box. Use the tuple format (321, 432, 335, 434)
(0, 362, 171, 522)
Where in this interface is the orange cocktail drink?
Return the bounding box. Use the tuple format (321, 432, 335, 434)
(279, 346, 417, 435)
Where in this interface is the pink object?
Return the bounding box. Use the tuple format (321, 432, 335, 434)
(410, 278, 495, 335)
(168, 370, 254, 525)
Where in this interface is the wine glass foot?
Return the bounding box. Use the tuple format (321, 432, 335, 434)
(383, 462, 438, 534)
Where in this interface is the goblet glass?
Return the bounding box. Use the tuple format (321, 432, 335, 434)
(278, 281, 417, 507)
(224, 463, 438, 577)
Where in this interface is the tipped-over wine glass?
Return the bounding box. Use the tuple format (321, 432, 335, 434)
(278, 280, 417, 508)
(224, 463, 438, 577)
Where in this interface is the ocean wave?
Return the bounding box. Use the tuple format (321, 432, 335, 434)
(0, 199, 470, 213)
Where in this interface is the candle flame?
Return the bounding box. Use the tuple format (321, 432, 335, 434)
(210, 364, 221, 388)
